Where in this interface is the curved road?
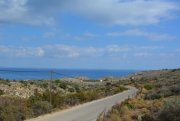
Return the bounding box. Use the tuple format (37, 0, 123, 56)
(28, 86, 138, 121)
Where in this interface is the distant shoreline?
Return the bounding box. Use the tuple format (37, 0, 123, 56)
(0, 68, 137, 80)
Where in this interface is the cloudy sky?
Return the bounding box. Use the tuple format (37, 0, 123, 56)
(0, 0, 180, 70)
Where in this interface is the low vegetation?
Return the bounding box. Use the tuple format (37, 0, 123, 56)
(0, 78, 127, 121)
(97, 68, 180, 121)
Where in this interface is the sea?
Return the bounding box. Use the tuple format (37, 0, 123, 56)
(0, 68, 137, 80)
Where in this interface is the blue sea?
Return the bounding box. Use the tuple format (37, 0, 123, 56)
(0, 68, 137, 80)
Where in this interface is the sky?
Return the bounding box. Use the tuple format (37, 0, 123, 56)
(0, 0, 180, 70)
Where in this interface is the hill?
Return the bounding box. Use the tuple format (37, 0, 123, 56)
(97, 68, 180, 121)
(0, 77, 126, 121)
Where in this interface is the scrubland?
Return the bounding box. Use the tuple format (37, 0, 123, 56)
(97, 69, 180, 121)
(0, 78, 127, 121)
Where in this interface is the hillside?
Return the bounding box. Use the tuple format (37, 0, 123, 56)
(0, 77, 127, 121)
(97, 68, 180, 121)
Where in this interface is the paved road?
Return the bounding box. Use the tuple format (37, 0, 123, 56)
(28, 86, 138, 121)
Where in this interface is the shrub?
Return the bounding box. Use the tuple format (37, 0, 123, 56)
(67, 87, 75, 92)
(29, 81, 34, 85)
(113, 86, 127, 94)
(159, 86, 172, 97)
(0, 80, 10, 86)
(54, 80, 60, 83)
(145, 90, 162, 100)
(28, 89, 43, 104)
(0, 90, 4, 96)
(144, 84, 154, 90)
(19, 80, 28, 87)
(0, 106, 26, 121)
(142, 114, 155, 121)
(0, 97, 32, 121)
(157, 99, 180, 121)
(145, 84, 180, 100)
(124, 101, 134, 109)
(64, 94, 81, 106)
(170, 84, 180, 95)
(51, 94, 65, 108)
(74, 85, 81, 92)
(31, 101, 52, 117)
(97, 112, 105, 121)
(59, 82, 68, 89)
(41, 83, 48, 88)
(108, 109, 122, 121)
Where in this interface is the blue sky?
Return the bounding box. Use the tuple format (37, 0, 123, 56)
(0, 0, 180, 70)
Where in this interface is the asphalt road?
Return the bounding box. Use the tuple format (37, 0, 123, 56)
(28, 86, 138, 121)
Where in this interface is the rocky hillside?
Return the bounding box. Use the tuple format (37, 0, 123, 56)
(0, 81, 45, 98)
(0, 77, 127, 121)
(0, 76, 114, 99)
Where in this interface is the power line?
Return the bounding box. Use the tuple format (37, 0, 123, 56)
(0, 69, 86, 104)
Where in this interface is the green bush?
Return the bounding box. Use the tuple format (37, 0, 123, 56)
(144, 84, 154, 90)
(157, 99, 180, 121)
(41, 83, 48, 88)
(113, 86, 127, 94)
(145, 90, 162, 100)
(0, 90, 4, 96)
(19, 80, 28, 87)
(170, 84, 180, 95)
(54, 80, 61, 83)
(0, 97, 32, 121)
(31, 101, 52, 117)
(124, 101, 134, 109)
(59, 82, 68, 89)
(0, 106, 26, 121)
(67, 87, 75, 92)
(50, 91, 65, 108)
(64, 94, 81, 106)
(145, 84, 180, 100)
(142, 114, 155, 121)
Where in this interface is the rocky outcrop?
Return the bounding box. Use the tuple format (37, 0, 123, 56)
(0, 81, 45, 98)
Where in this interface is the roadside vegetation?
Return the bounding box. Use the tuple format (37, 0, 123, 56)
(0, 78, 127, 121)
(97, 68, 180, 121)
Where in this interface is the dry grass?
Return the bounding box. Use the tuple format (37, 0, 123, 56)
(97, 94, 164, 121)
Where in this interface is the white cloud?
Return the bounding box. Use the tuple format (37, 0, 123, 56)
(137, 46, 164, 50)
(0, 44, 166, 58)
(83, 32, 96, 37)
(175, 48, 180, 52)
(43, 44, 131, 58)
(106, 45, 131, 53)
(43, 45, 80, 58)
(134, 52, 152, 57)
(15, 47, 44, 57)
(0, 44, 132, 58)
(64, 32, 97, 41)
(0, 0, 55, 25)
(43, 32, 55, 39)
(0, 0, 178, 26)
(0, 45, 44, 57)
(72, 0, 179, 25)
(159, 53, 174, 58)
(65, 34, 83, 41)
(107, 29, 176, 41)
(0, 45, 9, 53)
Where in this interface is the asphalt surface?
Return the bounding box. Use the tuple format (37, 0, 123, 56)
(28, 86, 138, 121)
